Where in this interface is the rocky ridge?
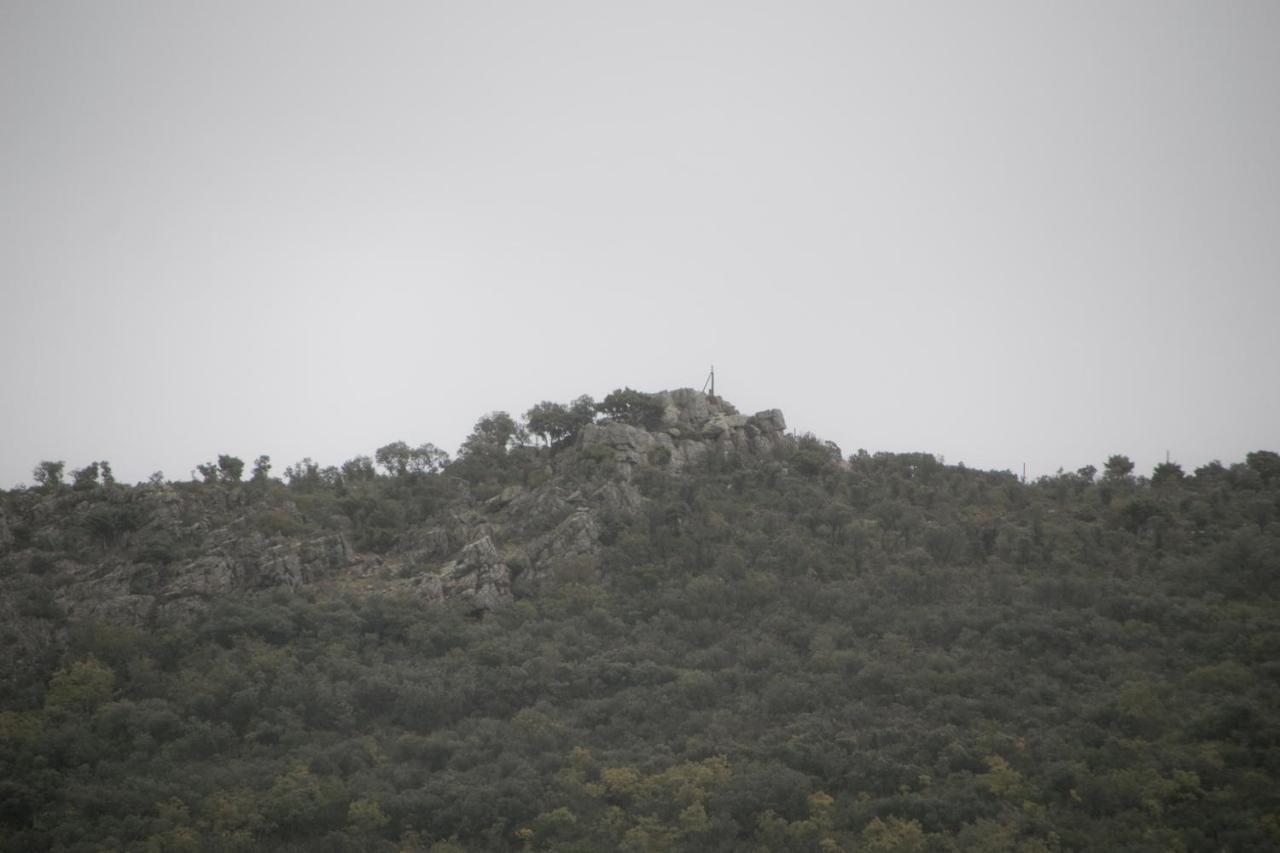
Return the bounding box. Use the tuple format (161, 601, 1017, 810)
(0, 390, 789, 646)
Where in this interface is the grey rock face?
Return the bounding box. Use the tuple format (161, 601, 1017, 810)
(581, 422, 661, 466)
(752, 409, 787, 433)
(581, 390, 786, 477)
(413, 536, 511, 609)
(659, 389, 711, 426)
(500, 486, 575, 536)
(47, 531, 357, 628)
(257, 533, 353, 588)
(528, 510, 601, 578)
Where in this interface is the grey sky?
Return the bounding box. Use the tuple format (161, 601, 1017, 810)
(2, 1, 1278, 487)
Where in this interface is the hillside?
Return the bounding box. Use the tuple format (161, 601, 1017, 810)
(1, 388, 1278, 852)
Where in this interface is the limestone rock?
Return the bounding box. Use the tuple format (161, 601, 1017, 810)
(752, 409, 787, 433)
(593, 481, 644, 518)
(498, 485, 575, 537)
(44, 531, 358, 628)
(527, 510, 601, 579)
(414, 536, 511, 609)
(581, 422, 658, 466)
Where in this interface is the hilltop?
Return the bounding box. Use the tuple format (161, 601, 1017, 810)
(1, 389, 790, 639)
(1, 388, 1278, 852)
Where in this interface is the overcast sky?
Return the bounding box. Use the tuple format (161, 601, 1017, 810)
(2, 1, 1278, 487)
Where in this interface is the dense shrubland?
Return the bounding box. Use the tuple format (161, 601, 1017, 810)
(2, 394, 1278, 852)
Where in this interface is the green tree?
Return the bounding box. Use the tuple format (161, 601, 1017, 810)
(598, 388, 665, 429)
(861, 817, 927, 853)
(525, 401, 570, 446)
(341, 455, 377, 482)
(262, 766, 345, 839)
(72, 462, 101, 490)
(409, 443, 449, 473)
(346, 798, 390, 834)
(83, 503, 141, 549)
(32, 460, 65, 490)
(1246, 450, 1280, 484)
(284, 458, 321, 489)
(218, 454, 245, 482)
(1152, 460, 1184, 486)
(251, 455, 272, 482)
(460, 412, 522, 458)
(44, 659, 115, 713)
(1103, 454, 1135, 481)
(376, 441, 413, 476)
(526, 395, 597, 447)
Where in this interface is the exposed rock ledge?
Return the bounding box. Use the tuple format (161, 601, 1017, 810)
(581, 389, 787, 476)
(409, 536, 511, 610)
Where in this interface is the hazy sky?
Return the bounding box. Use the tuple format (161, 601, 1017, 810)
(3, 1, 1278, 487)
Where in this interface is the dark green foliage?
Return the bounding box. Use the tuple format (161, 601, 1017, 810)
(31, 461, 63, 491)
(597, 388, 665, 429)
(3, 432, 1280, 852)
(341, 455, 377, 482)
(1247, 450, 1280, 483)
(790, 433, 842, 477)
(1152, 460, 1184, 485)
(197, 455, 247, 483)
(451, 413, 527, 491)
(1103, 454, 1135, 482)
(71, 462, 100, 491)
(525, 396, 596, 447)
(81, 504, 141, 549)
(284, 458, 321, 489)
(375, 442, 449, 477)
(218, 454, 245, 483)
(460, 413, 522, 457)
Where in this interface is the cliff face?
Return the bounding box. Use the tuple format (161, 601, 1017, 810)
(0, 390, 791, 666)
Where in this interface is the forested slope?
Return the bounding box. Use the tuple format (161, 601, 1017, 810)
(2, 390, 1278, 852)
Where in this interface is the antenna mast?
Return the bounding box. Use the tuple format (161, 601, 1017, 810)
(702, 365, 715, 398)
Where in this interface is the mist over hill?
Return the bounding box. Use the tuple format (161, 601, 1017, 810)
(2, 388, 1278, 852)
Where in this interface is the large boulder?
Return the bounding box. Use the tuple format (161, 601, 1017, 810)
(751, 409, 787, 433)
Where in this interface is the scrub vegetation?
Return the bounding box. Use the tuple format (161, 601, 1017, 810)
(2, 391, 1278, 852)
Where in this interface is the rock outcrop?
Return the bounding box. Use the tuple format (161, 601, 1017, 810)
(48, 531, 358, 627)
(582, 389, 787, 475)
(390, 390, 788, 593)
(0, 388, 791, 632)
(410, 536, 511, 610)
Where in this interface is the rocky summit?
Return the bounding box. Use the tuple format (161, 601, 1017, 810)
(0, 389, 792, 652)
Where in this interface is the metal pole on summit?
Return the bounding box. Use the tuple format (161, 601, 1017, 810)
(701, 365, 716, 398)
